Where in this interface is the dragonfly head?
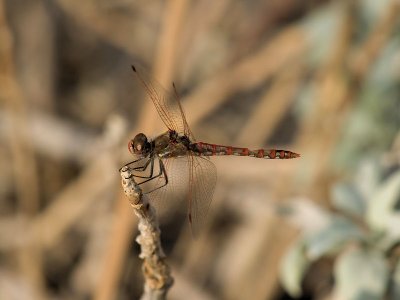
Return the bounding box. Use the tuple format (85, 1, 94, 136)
(128, 133, 151, 156)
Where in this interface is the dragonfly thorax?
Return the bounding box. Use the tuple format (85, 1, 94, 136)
(128, 133, 152, 156)
(150, 130, 191, 158)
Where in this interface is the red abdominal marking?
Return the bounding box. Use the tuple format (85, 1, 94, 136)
(269, 150, 276, 159)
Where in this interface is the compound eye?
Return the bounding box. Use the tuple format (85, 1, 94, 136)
(128, 140, 135, 154)
(131, 133, 149, 155)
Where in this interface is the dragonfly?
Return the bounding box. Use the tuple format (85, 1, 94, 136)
(122, 64, 300, 235)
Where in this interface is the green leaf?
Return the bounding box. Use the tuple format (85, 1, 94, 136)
(331, 183, 366, 217)
(280, 239, 310, 297)
(334, 248, 388, 300)
(366, 171, 400, 231)
(305, 217, 364, 260)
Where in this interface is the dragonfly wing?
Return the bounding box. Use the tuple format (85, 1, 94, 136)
(188, 155, 217, 237)
(130, 153, 217, 236)
(131, 64, 188, 136)
(172, 82, 196, 141)
(143, 156, 190, 217)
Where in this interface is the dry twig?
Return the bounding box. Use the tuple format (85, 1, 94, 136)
(120, 166, 173, 300)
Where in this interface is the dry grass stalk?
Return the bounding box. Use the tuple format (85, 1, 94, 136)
(55, 0, 148, 60)
(236, 63, 304, 145)
(136, 0, 190, 135)
(0, 0, 40, 215)
(0, 2, 46, 298)
(31, 152, 118, 250)
(120, 166, 173, 300)
(184, 25, 307, 127)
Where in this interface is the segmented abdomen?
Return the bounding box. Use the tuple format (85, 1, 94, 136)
(193, 142, 300, 159)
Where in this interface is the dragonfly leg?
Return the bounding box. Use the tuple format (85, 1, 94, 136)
(119, 155, 149, 172)
(121, 155, 157, 180)
(124, 156, 168, 194)
(135, 157, 165, 185)
(143, 159, 169, 194)
(130, 155, 156, 179)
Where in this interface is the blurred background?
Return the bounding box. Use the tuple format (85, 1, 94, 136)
(1, 0, 399, 299)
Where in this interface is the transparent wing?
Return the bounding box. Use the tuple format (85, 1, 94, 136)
(143, 156, 190, 217)
(131, 64, 195, 139)
(172, 82, 196, 141)
(188, 155, 217, 237)
(131, 154, 217, 236)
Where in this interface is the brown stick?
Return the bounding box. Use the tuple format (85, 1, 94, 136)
(120, 166, 173, 300)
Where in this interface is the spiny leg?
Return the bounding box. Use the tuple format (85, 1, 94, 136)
(123, 157, 168, 194)
(121, 155, 157, 180)
(133, 157, 165, 187)
(143, 158, 169, 194)
(119, 155, 149, 172)
(131, 155, 156, 179)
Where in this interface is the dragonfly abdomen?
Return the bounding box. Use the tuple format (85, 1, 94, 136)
(193, 142, 300, 159)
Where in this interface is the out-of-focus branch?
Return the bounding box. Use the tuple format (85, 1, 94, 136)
(0, 2, 46, 299)
(120, 166, 173, 300)
(235, 62, 304, 146)
(0, 0, 40, 215)
(0, 111, 98, 163)
(184, 25, 306, 127)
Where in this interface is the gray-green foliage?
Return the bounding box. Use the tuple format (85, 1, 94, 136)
(280, 167, 400, 299)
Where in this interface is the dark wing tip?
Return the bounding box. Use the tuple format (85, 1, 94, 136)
(131, 65, 137, 72)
